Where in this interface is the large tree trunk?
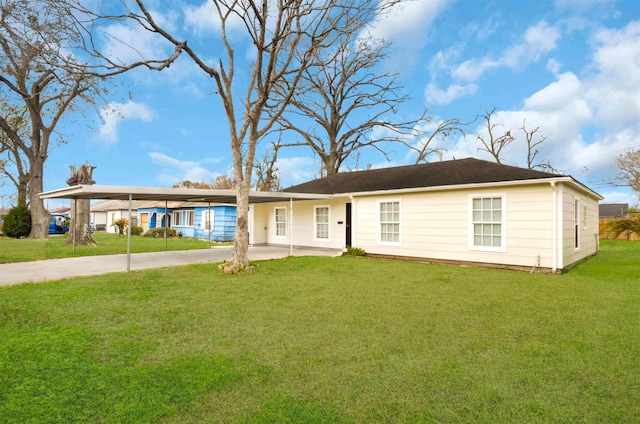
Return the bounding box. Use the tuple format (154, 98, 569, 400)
(232, 183, 250, 268)
(17, 174, 29, 207)
(28, 155, 49, 239)
(64, 198, 96, 246)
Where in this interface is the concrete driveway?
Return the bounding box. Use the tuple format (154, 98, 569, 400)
(0, 246, 342, 287)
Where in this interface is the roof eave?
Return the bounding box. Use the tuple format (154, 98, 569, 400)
(332, 177, 604, 200)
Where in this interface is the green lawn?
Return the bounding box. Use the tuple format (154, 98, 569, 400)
(0, 232, 214, 263)
(1, 241, 638, 423)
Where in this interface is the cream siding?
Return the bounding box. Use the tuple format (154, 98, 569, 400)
(251, 198, 348, 250)
(560, 184, 600, 268)
(251, 179, 600, 271)
(354, 184, 559, 269)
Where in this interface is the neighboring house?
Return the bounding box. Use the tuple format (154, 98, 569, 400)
(599, 203, 637, 241)
(90, 199, 141, 231)
(93, 200, 139, 233)
(250, 158, 603, 273)
(138, 202, 237, 241)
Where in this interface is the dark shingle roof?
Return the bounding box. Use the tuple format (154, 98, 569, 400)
(599, 203, 629, 218)
(284, 158, 564, 194)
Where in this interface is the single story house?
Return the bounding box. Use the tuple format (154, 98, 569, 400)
(89, 199, 140, 233)
(250, 158, 602, 273)
(39, 158, 603, 273)
(599, 203, 637, 241)
(138, 202, 236, 241)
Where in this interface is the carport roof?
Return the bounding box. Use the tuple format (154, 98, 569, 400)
(40, 184, 330, 204)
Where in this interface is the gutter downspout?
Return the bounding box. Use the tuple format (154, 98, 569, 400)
(551, 182, 557, 273)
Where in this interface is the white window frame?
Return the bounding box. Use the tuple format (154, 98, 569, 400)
(314, 205, 330, 241)
(274, 207, 287, 238)
(172, 210, 182, 226)
(202, 209, 214, 232)
(185, 210, 194, 227)
(377, 200, 401, 246)
(468, 195, 506, 252)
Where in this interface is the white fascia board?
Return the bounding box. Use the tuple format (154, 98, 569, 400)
(341, 177, 603, 200)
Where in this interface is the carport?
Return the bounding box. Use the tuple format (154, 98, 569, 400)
(40, 185, 330, 272)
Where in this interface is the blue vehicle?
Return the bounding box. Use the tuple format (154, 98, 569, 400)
(49, 213, 69, 234)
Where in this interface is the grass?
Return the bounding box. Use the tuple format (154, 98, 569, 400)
(0, 240, 638, 422)
(0, 232, 215, 263)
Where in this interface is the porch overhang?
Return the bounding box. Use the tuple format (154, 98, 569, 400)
(39, 184, 331, 204)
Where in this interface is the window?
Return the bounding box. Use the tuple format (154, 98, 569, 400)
(471, 196, 505, 250)
(574, 199, 580, 249)
(172, 211, 182, 226)
(185, 210, 194, 227)
(275, 207, 287, 237)
(379, 201, 400, 245)
(315, 206, 329, 240)
(202, 210, 214, 232)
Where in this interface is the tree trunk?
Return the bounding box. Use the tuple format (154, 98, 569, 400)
(232, 182, 250, 268)
(28, 155, 49, 239)
(16, 175, 29, 207)
(64, 198, 97, 246)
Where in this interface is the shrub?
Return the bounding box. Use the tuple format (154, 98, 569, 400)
(111, 218, 128, 235)
(143, 227, 177, 238)
(343, 246, 365, 256)
(3, 205, 32, 238)
(129, 226, 144, 236)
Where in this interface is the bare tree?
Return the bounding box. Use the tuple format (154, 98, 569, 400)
(254, 143, 281, 192)
(520, 119, 558, 172)
(615, 148, 640, 199)
(210, 174, 235, 190)
(410, 116, 469, 164)
(273, 35, 441, 175)
(476, 107, 515, 164)
(0, 99, 29, 206)
(0, 0, 182, 238)
(130, 0, 395, 270)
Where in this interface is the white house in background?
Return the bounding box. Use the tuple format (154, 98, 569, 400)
(250, 158, 603, 273)
(90, 199, 139, 233)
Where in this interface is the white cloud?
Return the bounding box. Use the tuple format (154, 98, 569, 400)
(184, 0, 265, 35)
(425, 82, 478, 105)
(546, 58, 562, 74)
(587, 21, 640, 130)
(100, 7, 178, 66)
(99, 101, 157, 143)
(184, 1, 221, 34)
(361, 0, 451, 48)
(277, 157, 317, 187)
(598, 189, 639, 205)
(452, 20, 561, 82)
(435, 20, 640, 203)
(148, 152, 217, 185)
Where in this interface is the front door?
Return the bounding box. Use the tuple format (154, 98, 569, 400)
(345, 203, 352, 247)
(140, 213, 149, 230)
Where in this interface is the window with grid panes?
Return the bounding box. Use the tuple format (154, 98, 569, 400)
(275, 207, 286, 237)
(472, 197, 503, 248)
(379, 201, 400, 243)
(315, 206, 329, 240)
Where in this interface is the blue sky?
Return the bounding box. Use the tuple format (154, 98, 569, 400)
(3, 0, 639, 210)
